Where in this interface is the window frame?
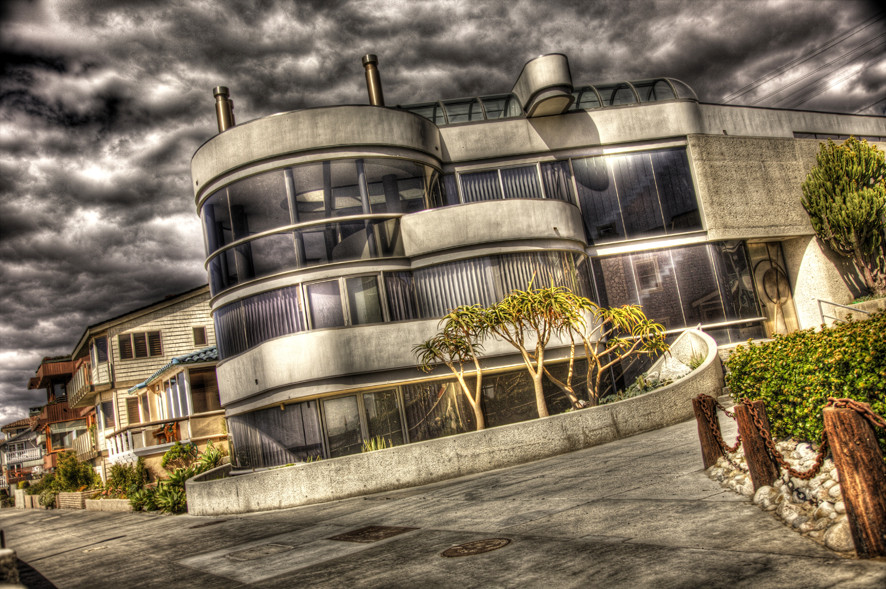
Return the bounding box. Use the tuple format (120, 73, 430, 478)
(118, 331, 163, 360)
(193, 326, 208, 347)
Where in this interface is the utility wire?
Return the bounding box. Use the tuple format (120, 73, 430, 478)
(749, 33, 886, 106)
(722, 12, 885, 103)
(854, 96, 886, 115)
(785, 52, 882, 108)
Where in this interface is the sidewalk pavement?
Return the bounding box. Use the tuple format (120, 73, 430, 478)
(2, 414, 885, 588)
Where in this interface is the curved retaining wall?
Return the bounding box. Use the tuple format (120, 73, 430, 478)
(187, 329, 723, 515)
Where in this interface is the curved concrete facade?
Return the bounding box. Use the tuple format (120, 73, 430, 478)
(190, 49, 885, 472)
(192, 105, 442, 200)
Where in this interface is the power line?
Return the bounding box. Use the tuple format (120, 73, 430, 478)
(722, 12, 885, 103)
(854, 96, 886, 115)
(749, 33, 886, 106)
(785, 52, 882, 108)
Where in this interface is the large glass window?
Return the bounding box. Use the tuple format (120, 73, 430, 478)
(323, 396, 363, 458)
(592, 242, 764, 342)
(402, 381, 476, 443)
(346, 276, 383, 325)
(573, 148, 701, 244)
(364, 389, 404, 446)
(307, 280, 345, 329)
(228, 401, 322, 468)
(189, 368, 222, 414)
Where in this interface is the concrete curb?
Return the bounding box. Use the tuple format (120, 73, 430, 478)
(188, 329, 724, 515)
(85, 499, 133, 512)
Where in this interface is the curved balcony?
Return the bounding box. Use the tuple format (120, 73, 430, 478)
(191, 106, 443, 198)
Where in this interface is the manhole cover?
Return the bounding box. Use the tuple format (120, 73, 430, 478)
(328, 526, 417, 543)
(441, 538, 511, 558)
(227, 543, 294, 561)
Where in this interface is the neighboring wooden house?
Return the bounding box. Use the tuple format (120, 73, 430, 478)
(0, 424, 42, 489)
(27, 357, 89, 472)
(65, 285, 220, 480)
(108, 346, 226, 477)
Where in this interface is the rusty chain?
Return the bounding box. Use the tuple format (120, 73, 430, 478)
(696, 394, 742, 455)
(826, 397, 886, 431)
(741, 399, 829, 481)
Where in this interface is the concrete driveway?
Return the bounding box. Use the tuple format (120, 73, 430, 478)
(2, 416, 885, 588)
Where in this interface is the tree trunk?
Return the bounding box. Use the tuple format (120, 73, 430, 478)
(471, 400, 486, 431)
(533, 371, 548, 418)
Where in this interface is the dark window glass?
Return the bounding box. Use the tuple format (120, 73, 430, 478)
(190, 368, 222, 414)
(100, 401, 115, 428)
(575, 87, 601, 110)
(650, 149, 701, 233)
(240, 233, 298, 281)
(632, 80, 676, 102)
(94, 337, 108, 363)
(323, 396, 363, 458)
(227, 171, 290, 240)
(573, 156, 624, 242)
(127, 397, 141, 425)
(384, 273, 418, 321)
(670, 246, 724, 325)
(243, 285, 306, 348)
(132, 333, 148, 358)
(460, 170, 502, 203)
(481, 370, 536, 427)
(141, 395, 150, 422)
(346, 276, 383, 325)
(214, 302, 246, 359)
(364, 389, 404, 446)
(228, 401, 322, 468)
(202, 190, 232, 255)
(364, 160, 428, 214)
(500, 166, 543, 199)
(710, 241, 760, 321)
(612, 153, 665, 238)
(442, 174, 460, 206)
(402, 381, 475, 442)
(148, 332, 162, 357)
(443, 99, 483, 124)
(307, 280, 344, 329)
(118, 335, 133, 360)
(540, 161, 575, 203)
(193, 327, 207, 346)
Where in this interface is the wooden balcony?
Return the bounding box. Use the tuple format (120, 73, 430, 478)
(107, 411, 226, 464)
(73, 431, 98, 461)
(5, 447, 43, 465)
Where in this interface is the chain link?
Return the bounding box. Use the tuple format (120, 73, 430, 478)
(826, 397, 886, 430)
(741, 399, 829, 481)
(696, 394, 743, 469)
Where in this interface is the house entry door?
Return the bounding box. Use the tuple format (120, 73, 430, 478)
(747, 242, 799, 337)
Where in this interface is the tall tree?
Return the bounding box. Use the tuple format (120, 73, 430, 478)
(414, 305, 487, 430)
(801, 137, 886, 296)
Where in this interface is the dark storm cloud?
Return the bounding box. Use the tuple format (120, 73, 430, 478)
(1, 0, 884, 424)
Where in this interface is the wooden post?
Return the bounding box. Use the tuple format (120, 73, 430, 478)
(823, 407, 886, 558)
(734, 400, 778, 490)
(692, 396, 722, 469)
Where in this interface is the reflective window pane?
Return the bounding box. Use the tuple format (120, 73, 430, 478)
(227, 172, 290, 240)
(402, 381, 476, 442)
(228, 401, 322, 468)
(323, 396, 363, 457)
(540, 161, 575, 203)
(612, 153, 666, 238)
(384, 273, 418, 321)
(460, 170, 502, 203)
(363, 390, 404, 446)
(500, 166, 543, 199)
(346, 276, 383, 325)
(573, 156, 625, 242)
(364, 159, 428, 214)
(650, 149, 701, 232)
(202, 191, 232, 255)
(241, 233, 299, 282)
(307, 280, 345, 329)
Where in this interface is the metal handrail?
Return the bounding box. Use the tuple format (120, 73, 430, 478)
(817, 299, 870, 326)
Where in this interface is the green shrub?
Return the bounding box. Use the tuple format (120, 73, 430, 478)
(161, 442, 198, 471)
(39, 489, 58, 508)
(361, 436, 391, 453)
(25, 473, 54, 495)
(129, 487, 159, 512)
(17, 480, 29, 489)
(54, 452, 100, 492)
(106, 458, 149, 498)
(154, 483, 187, 514)
(726, 311, 886, 447)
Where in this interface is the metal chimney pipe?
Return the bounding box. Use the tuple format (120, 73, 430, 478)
(362, 54, 385, 106)
(213, 86, 235, 132)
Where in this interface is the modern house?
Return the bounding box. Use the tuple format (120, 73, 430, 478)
(190, 53, 885, 469)
(65, 285, 226, 479)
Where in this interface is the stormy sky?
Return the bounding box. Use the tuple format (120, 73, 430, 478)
(1, 0, 884, 424)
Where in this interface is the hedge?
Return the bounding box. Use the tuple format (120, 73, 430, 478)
(726, 310, 886, 448)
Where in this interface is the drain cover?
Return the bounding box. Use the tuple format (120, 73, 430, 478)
(227, 543, 294, 561)
(441, 538, 511, 557)
(328, 526, 417, 543)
